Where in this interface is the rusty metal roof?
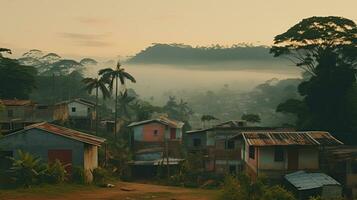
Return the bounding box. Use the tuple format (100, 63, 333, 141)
(242, 131, 343, 146)
(3, 122, 106, 146)
(128, 117, 184, 128)
(0, 99, 34, 106)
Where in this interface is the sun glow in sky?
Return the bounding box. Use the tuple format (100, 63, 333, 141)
(1, 0, 357, 59)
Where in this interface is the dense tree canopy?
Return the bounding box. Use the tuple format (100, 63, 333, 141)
(272, 16, 357, 136)
(0, 53, 37, 99)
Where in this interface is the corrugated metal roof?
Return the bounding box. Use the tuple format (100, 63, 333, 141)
(55, 98, 95, 107)
(128, 117, 184, 128)
(0, 99, 34, 106)
(242, 131, 343, 146)
(4, 122, 105, 146)
(129, 158, 185, 166)
(285, 171, 341, 190)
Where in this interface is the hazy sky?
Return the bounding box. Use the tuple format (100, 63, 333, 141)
(1, 0, 357, 59)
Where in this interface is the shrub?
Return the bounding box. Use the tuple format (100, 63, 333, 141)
(92, 167, 110, 185)
(262, 185, 296, 200)
(43, 159, 67, 184)
(9, 150, 45, 188)
(218, 175, 246, 200)
(72, 166, 85, 184)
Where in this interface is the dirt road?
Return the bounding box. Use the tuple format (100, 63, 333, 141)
(0, 182, 219, 200)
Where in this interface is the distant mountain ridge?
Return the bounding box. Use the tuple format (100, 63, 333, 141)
(127, 43, 285, 66)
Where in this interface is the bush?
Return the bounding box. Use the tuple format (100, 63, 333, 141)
(217, 174, 295, 200)
(92, 167, 110, 185)
(262, 185, 296, 200)
(43, 159, 67, 184)
(9, 150, 45, 188)
(72, 166, 85, 184)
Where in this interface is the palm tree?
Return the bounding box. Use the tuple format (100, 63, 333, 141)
(99, 61, 136, 139)
(117, 90, 136, 121)
(201, 115, 218, 128)
(82, 76, 111, 135)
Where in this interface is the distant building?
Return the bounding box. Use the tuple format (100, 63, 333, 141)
(128, 117, 184, 177)
(326, 146, 357, 200)
(185, 120, 293, 174)
(0, 122, 105, 182)
(0, 99, 37, 132)
(53, 98, 95, 130)
(284, 171, 342, 200)
(238, 131, 343, 180)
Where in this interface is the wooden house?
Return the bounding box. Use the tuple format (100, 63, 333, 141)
(53, 98, 95, 130)
(128, 117, 184, 177)
(0, 122, 105, 182)
(185, 120, 293, 174)
(239, 131, 343, 180)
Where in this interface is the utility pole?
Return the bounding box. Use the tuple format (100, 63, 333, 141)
(165, 127, 170, 179)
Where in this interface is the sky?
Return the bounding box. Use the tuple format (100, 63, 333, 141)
(1, 0, 357, 60)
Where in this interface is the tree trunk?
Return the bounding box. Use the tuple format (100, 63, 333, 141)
(114, 76, 118, 140)
(95, 86, 98, 135)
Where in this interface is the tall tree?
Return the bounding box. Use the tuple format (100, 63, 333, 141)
(117, 90, 136, 121)
(82, 77, 111, 135)
(0, 50, 37, 99)
(241, 114, 261, 124)
(271, 16, 357, 133)
(99, 61, 136, 139)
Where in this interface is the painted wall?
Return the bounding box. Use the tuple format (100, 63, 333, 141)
(133, 122, 182, 142)
(185, 132, 206, 148)
(68, 102, 91, 118)
(257, 146, 319, 170)
(0, 129, 85, 167)
(83, 144, 98, 182)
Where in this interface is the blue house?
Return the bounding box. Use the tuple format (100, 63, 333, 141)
(0, 122, 105, 182)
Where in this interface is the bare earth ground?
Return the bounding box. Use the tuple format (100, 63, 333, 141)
(0, 182, 219, 200)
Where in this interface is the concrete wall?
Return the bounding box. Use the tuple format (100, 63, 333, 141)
(0, 129, 85, 167)
(83, 144, 98, 182)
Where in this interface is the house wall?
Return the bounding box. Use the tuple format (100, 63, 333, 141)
(0, 105, 34, 122)
(185, 132, 206, 149)
(83, 144, 98, 182)
(68, 102, 91, 118)
(0, 129, 85, 167)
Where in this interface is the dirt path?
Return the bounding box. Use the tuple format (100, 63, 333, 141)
(1, 182, 219, 200)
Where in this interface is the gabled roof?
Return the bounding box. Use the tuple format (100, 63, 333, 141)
(241, 131, 343, 146)
(56, 98, 95, 107)
(128, 117, 184, 128)
(3, 122, 105, 146)
(0, 99, 34, 106)
(285, 171, 340, 191)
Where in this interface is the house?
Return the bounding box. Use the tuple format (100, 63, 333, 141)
(284, 171, 342, 200)
(0, 99, 37, 132)
(53, 98, 95, 130)
(239, 131, 343, 180)
(128, 117, 184, 177)
(185, 120, 293, 174)
(0, 122, 105, 182)
(326, 146, 357, 200)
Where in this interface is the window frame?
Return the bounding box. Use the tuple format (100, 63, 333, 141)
(274, 146, 285, 162)
(249, 146, 255, 159)
(71, 107, 76, 112)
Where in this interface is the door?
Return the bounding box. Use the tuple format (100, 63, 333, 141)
(170, 128, 176, 139)
(48, 149, 73, 174)
(287, 148, 299, 170)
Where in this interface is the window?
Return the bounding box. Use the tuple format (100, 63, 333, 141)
(153, 130, 158, 136)
(352, 161, 357, 174)
(71, 107, 76, 112)
(170, 128, 176, 139)
(193, 138, 201, 147)
(7, 109, 13, 118)
(226, 140, 235, 149)
(249, 146, 255, 159)
(274, 147, 284, 162)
